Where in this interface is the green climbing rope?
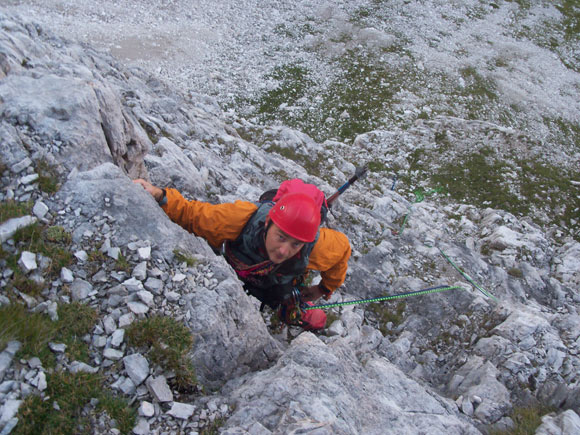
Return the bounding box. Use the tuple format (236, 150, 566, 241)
(437, 248, 499, 301)
(396, 187, 443, 234)
(304, 284, 464, 310)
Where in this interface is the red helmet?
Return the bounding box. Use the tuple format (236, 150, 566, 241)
(268, 193, 321, 242)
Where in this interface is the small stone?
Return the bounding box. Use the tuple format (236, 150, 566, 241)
(20, 173, 39, 185)
(69, 361, 98, 374)
(127, 301, 149, 315)
(32, 201, 49, 220)
(60, 267, 74, 283)
(123, 277, 143, 292)
(144, 277, 164, 295)
(18, 251, 37, 273)
(132, 418, 150, 435)
(146, 376, 173, 402)
(103, 316, 117, 335)
(132, 262, 147, 281)
(136, 290, 154, 306)
(0, 400, 22, 427)
(71, 279, 93, 302)
(0, 215, 37, 243)
(107, 247, 121, 260)
(172, 273, 187, 282)
(12, 157, 32, 173)
(123, 353, 149, 386)
(118, 313, 135, 328)
(167, 402, 195, 419)
(103, 348, 124, 361)
(165, 291, 180, 302)
(28, 357, 42, 369)
(139, 401, 155, 417)
(117, 377, 136, 395)
(32, 371, 47, 391)
(137, 247, 151, 260)
(74, 250, 89, 262)
(110, 329, 125, 347)
(0, 341, 21, 383)
(48, 342, 67, 353)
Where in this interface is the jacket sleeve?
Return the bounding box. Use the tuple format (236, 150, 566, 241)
(307, 228, 351, 297)
(161, 188, 258, 250)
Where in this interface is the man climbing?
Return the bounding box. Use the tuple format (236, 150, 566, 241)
(133, 178, 351, 330)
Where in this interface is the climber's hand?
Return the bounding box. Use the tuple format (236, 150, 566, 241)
(133, 179, 164, 202)
(300, 285, 324, 302)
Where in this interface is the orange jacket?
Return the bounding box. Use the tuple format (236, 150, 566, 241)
(162, 188, 351, 294)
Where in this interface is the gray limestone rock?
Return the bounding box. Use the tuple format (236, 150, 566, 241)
(18, 251, 37, 273)
(123, 353, 149, 386)
(222, 333, 479, 433)
(146, 376, 173, 403)
(70, 279, 93, 302)
(536, 410, 580, 435)
(0, 215, 36, 242)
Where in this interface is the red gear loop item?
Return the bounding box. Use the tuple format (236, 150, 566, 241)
(268, 192, 321, 242)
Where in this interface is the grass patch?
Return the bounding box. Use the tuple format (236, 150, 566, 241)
(508, 268, 524, 278)
(365, 301, 406, 335)
(428, 149, 580, 240)
(200, 416, 227, 435)
(242, 47, 412, 142)
(0, 200, 33, 224)
(4, 223, 73, 296)
(57, 302, 99, 362)
(125, 315, 197, 391)
(0, 304, 58, 365)
(36, 158, 60, 194)
(254, 63, 314, 119)
(114, 252, 131, 274)
(489, 404, 555, 435)
(12, 223, 73, 275)
(0, 302, 98, 367)
(173, 249, 198, 267)
(16, 371, 136, 435)
(264, 143, 327, 179)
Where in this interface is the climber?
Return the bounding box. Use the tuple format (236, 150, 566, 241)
(133, 179, 351, 330)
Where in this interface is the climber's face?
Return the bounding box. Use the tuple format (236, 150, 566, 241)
(264, 222, 304, 264)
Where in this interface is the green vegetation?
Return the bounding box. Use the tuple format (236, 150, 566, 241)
(125, 315, 197, 391)
(367, 160, 390, 173)
(254, 63, 314, 119)
(173, 249, 198, 267)
(57, 302, 100, 362)
(0, 200, 33, 224)
(325, 310, 341, 328)
(420, 148, 580, 241)
(366, 301, 406, 335)
(2, 223, 73, 297)
(36, 158, 60, 194)
(489, 405, 555, 435)
(264, 144, 327, 179)
(16, 371, 136, 435)
(114, 252, 131, 273)
(200, 417, 227, 435)
(0, 302, 98, 367)
(555, 1, 580, 41)
(0, 304, 58, 365)
(242, 44, 412, 143)
(508, 268, 524, 278)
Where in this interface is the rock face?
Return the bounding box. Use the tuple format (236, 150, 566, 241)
(0, 8, 579, 435)
(0, 13, 150, 179)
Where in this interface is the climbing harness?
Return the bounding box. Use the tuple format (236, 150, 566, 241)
(303, 284, 464, 310)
